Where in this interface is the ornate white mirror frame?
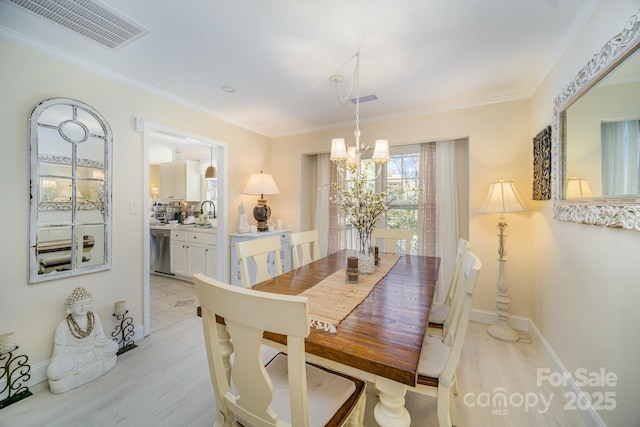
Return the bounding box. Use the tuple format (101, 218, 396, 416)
(552, 9, 640, 231)
(29, 98, 112, 283)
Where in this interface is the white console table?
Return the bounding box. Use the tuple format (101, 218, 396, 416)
(229, 230, 291, 286)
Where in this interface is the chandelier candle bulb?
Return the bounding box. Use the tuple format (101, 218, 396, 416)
(114, 301, 127, 316)
(0, 332, 16, 354)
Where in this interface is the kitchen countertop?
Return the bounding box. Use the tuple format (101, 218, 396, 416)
(150, 223, 217, 232)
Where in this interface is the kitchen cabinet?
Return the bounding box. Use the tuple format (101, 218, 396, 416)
(170, 229, 217, 279)
(159, 160, 200, 201)
(170, 237, 188, 277)
(229, 230, 291, 286)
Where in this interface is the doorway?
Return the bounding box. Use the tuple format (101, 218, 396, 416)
(141, 121, 228, 336)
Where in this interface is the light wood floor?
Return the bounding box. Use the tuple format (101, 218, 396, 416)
(0, 317, 595, 427)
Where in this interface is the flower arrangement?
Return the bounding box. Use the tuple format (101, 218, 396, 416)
(330, 163, 409, 272)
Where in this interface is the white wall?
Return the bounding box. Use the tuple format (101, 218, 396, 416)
(530, 2, 640, 426)
(0, 37, 270, 367)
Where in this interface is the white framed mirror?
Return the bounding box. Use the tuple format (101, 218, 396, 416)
(552, 9, 640, 231)
(29, 98, 112, 283)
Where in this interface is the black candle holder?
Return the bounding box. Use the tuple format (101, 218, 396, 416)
(346, 256, 359, 284)
(112, 310, 137, 355)
(0, 347, 32, 409)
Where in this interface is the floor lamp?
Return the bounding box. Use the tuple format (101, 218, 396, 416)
(479, 180, 528, 342)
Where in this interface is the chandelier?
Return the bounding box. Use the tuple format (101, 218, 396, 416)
(329, 53, 390, 170)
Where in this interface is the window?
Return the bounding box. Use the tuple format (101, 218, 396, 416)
(205, 177, 217, 203)
(334, 145, 429, 255)
(384, 151, 420, 254)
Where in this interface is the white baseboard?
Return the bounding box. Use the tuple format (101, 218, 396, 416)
(0, 325, 144, 393)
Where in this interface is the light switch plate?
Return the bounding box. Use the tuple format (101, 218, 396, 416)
(130, 200, 140, 213)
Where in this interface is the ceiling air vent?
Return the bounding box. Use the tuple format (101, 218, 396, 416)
(351, 94, 378, 104)
(6, 0, 149, 49)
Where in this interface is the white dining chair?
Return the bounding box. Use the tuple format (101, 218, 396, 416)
(290, 230, 321, 269)
(236, 236, 282, 287)
(412, 251, 481, 427)
(194, 273, 366, 427)
(428, 238, 471, 336)
(372, 228, 414, 254)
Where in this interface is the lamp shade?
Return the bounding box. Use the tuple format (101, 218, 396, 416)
(205, 146, 216, 179)
(479, 180, 528, 214)
(372, 139, 390, 163)
(205, 165, 217, 179)
(565, 177, 593, 199)
(243, 171, 280, 197)
(330, 138, 348, 162)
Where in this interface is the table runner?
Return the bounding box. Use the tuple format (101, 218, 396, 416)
(301, 253, 400, 333)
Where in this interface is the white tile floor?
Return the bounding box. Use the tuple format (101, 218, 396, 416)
(149, 274, 197, 332)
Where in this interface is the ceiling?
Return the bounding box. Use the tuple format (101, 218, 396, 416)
(0, 0, 596, 138)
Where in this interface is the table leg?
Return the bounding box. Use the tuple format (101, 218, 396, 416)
(373, 377, 411, 427)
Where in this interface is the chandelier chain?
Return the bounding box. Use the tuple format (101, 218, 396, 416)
(334, 52, 360, 106)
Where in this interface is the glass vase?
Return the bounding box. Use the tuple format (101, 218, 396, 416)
(357, 229, 375, 275)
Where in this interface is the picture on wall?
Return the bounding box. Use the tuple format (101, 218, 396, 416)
(532, 125, 551, 200)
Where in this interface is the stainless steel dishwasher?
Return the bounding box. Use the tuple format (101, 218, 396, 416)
(150, 228, 172, 275)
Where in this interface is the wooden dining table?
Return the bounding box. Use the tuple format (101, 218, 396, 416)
(251, 249, 439, 427)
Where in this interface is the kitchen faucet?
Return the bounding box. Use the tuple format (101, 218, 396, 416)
(200, 200, 216, 218)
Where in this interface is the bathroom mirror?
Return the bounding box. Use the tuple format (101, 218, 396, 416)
(552, 9, 640, 230)
(29, 98, 112, 283)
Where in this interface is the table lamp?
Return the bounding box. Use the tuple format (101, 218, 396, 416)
(479, 180, 528, 342)
(243, 170, 280, 231)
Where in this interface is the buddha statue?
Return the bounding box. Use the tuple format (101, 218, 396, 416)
(238, 202, 251, 233)
(47, 287, 118, 393)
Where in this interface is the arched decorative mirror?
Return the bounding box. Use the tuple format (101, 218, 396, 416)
(552, 9, 640, 230)
(29, 98, 112, 283)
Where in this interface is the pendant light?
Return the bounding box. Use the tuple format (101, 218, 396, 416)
(205, 146, 216, 179)
(329, 53, 390, 169)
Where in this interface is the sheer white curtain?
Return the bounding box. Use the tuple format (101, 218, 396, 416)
(601, 120, 640, 195)
(314, 154, 330, 257)
(417, 143, 436, 257)
(435, 140, 459, 303)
